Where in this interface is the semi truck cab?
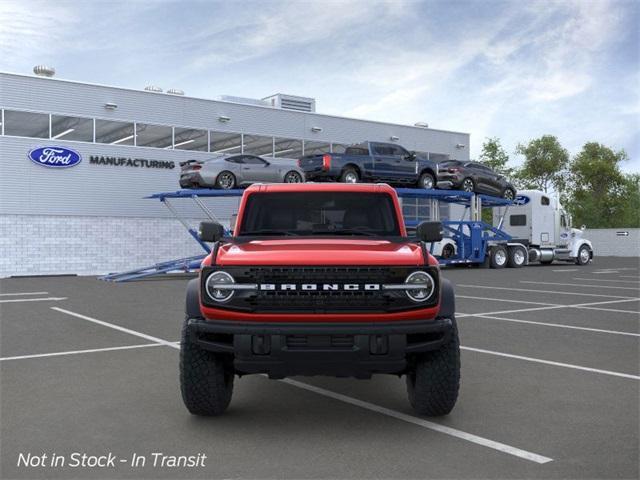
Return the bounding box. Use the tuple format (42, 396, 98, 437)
(494, 190, 593, 265)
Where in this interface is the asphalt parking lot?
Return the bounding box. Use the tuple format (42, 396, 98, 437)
(1, 257, 638, 479)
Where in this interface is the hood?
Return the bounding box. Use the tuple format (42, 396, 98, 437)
(216, 238, 424, 266)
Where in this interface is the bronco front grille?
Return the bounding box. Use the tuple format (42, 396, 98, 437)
(200, 265, 439, 313)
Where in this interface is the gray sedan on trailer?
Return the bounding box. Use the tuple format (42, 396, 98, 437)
(179, 154, 305, 189)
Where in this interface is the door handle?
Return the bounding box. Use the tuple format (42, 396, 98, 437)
(242, 167, 250, 170)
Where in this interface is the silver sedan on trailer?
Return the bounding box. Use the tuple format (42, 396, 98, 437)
(179, 154, 305, 189)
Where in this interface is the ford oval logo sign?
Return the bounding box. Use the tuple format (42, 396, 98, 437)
(513, 195, 530, 206)
(28, 146, 82, 168)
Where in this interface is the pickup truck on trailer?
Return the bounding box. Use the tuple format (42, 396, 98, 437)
(298, 141, 440, 189)
(181, 183, 460, 416)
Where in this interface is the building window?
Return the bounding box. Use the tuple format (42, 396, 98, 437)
(136, 123, 173, 148)
(3, 110, 49, 138)
(51, 114, 93, 142)
(273, 137, 303, 158)
(95, 119, 135, 145)
(303, 140, 331, 155)
(173, 127, 208, 151)
(210, 131, 242, 154)
(243, 134, 274, 156)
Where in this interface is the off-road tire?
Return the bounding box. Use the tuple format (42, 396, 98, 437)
(406, 317, 460, 416)
(490, 245, 508, 269)
(340, 168, 359, 183)
(180, 319, 234, 416)
(418, 172, 436, 190)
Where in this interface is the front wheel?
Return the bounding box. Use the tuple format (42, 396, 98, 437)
(406, 318, 460, 416)
(418, 172, 435, 190)
(284, 170, 303, 183)
(576, 245, 591, 265)
(180, 319, 234, 416)
(503, 188, 515, 201)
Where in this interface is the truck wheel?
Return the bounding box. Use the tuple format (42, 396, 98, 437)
(575, 245, 591, 265)
(180, 319, 234, 416)
(490, 245, 508, 268)
(507, 246, 526, 268)
(418, 172, 435, 190)
(406, 317, 460, 416)
(340, 168, 359, 183)
(216, 171, 236, 189)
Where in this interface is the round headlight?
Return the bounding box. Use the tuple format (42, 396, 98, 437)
(205, 271, 235, 302)
(404, 271, 435, 302)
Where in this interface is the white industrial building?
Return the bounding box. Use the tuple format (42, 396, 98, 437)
(0, 69, 470, 277)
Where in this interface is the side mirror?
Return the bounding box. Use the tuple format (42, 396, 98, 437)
(198, 221, 225, 242)
(405, 151, 417, 161)
(416, 221, 443, 242)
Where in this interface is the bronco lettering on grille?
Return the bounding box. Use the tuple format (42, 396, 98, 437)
(259, 284, 382, 291)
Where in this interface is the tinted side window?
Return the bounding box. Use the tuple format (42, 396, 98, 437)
(226, 156, 243, 164)
(345, 147, 369, 155)
(541, 196, 550, 206)
(510, 215, 527, 226)
(391, 145, 410, 157)
(243, 156, 267, 165)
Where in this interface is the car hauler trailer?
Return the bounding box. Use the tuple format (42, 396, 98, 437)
(492, 190, 593, 266)
(100, 186, 593, 282)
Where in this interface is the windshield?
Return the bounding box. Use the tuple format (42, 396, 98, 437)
(238, 192, 401, 237)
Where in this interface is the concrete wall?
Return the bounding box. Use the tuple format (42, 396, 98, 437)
(585, 228, 640, 257)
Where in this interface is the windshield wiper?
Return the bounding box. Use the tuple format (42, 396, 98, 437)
(314, 228, 379, 237)
(240, 229, 299, 236)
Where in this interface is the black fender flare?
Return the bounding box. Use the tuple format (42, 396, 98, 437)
(438, 278, 455, 319)
(185, 278, 203, 319)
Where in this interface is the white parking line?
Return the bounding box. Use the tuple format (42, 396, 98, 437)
(460, 314, 640, 337)
(0, 343, 164, 362)
(461, 347, 640, 380)
(520, 281, 639, 291)
(51, 307, 179, 348)
(552, 269, 579, 272)
(457, 295, 562, 307)
(459, 298, 639, 317)
(620, 275, 640, 279)
(573, 278, 640, 284)
(0, 297, 67, 304)
(456, 284, 636, 299)
(0, 291, 49, 296)
(280, 378, 553, 464)
(577, 305, 640, 315)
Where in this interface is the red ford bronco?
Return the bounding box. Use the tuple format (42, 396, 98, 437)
(181, 183, 460, 416)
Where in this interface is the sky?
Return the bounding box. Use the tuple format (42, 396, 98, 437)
(1, 0, 638, 172)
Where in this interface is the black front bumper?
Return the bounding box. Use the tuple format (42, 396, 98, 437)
(186, 317, 453, 378)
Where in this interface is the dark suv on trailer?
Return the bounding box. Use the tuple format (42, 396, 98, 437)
(437, 160, 516, 199)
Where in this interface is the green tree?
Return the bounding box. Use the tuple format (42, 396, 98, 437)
(564, 142, 638, 228)
(515, 135, 569, 193)
(479, 137, 513, 177)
